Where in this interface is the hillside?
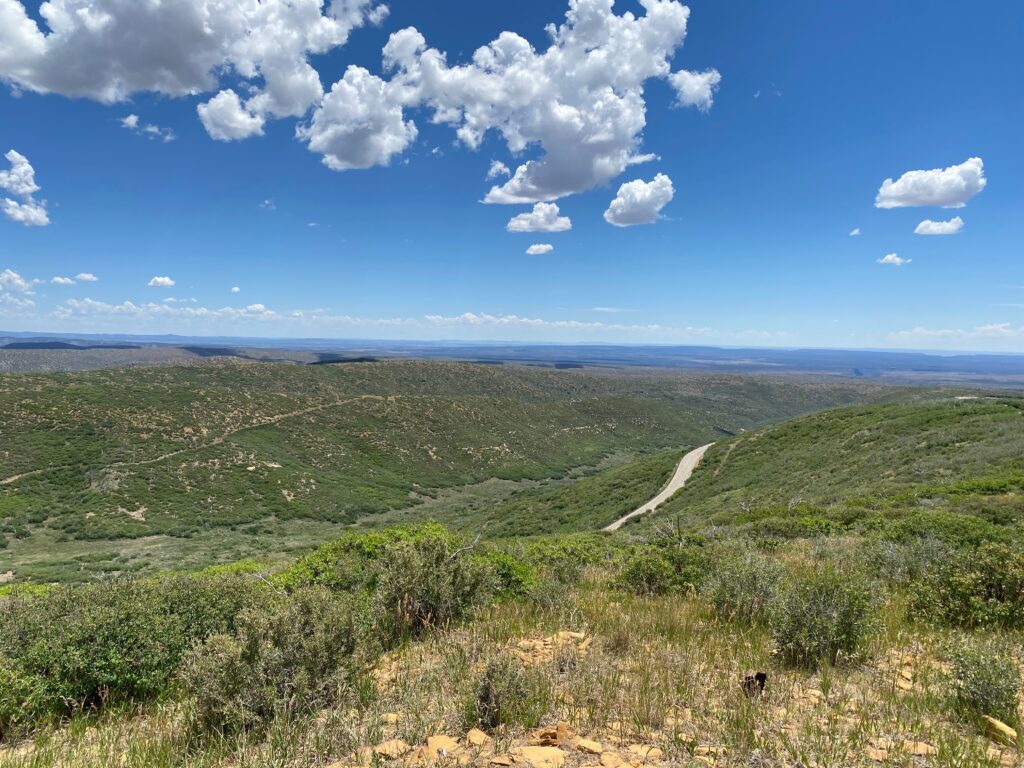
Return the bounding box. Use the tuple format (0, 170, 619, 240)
(631, 394, 1024, 538)
(434, 449, 684, 538)
(0, 359, 887, 582)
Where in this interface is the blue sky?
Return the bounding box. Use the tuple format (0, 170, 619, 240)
(0, 0, 1021, 351)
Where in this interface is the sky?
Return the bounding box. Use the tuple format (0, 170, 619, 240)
(0, 0, 1022, 351)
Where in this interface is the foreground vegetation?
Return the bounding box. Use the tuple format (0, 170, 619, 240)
(1, 519, 1022, 767)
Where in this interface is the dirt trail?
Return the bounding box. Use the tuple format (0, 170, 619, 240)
(602, 442, 714, 532)
(0, 395, 383, 486)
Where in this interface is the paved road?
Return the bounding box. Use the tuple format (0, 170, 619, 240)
(602, 442, 715, 531)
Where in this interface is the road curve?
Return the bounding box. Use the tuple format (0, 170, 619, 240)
(603, 442, 715, 532)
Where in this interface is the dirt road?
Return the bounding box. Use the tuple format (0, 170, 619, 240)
(602, 442, 714, 531)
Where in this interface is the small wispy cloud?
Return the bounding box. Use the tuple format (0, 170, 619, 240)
(148, 275, 176, 287)
(121, 114, 176, 143)
(878, 253, 911, 267)
(849, 227, 861, 236)
(915, 216, 964, 235)
(526, 244, 554, 255)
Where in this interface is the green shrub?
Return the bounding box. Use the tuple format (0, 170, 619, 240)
(476, 550, 538, 599)
(617, 550, 675, 596)
(276, 523, 456, 593)
(617, 540, 707, 596)
(948, 640, 1021, 725)
(703, 547, 785, 624)
(910, 542, 1024, 629)
(372, 533, 496, 641)
(468, 655, 550, 732)
(0, 573, 258, 720)
(0, 653, 46, 739)
(770, 567, 875, 667)
(180, 586, 362, 733)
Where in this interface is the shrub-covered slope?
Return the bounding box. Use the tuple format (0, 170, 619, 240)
(0, 360, 886, 581)
(636, 394, 1024, 538)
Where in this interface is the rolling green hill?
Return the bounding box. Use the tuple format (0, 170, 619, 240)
(0, 359, 888, 581)
(441, 449, 683, 538)
(631, 394, 1024, 539)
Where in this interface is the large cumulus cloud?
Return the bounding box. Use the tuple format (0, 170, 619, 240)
(0, 0, 387, 138)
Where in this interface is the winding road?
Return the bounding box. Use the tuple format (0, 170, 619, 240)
(603, 442, 715, 532)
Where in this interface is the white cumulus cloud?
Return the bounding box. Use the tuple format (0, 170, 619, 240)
(487, 160, 511, 180)
(0, 149, 49, 226)
(875, 157, 986, 209)
(526, 244, 554, 255)
(51, 276, 75, 285)
(231, 286, 241, 293)
(0, 0, 388, 140)
(914, 216, 964, 235)
(75, 272, 98, 281)
(668, 68, 721, 111)
(197, 90, 266, 141)
(603, 173, 674, 227)
(506, 202, 571, 233)
(298, 66, 417, 170)
(878, 253, 910, 267)
(0, 268, 39, 292)
(849, 227, 861, 236)
(148, 275, 176, 287)
(303, 0, 715, 204)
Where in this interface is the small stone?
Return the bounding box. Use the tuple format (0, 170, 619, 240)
(903, 740, 937, 756)
(491, 756, 513, 767)
(375, 740, 412, 759)
(626, 744, 663, 761)
(987, 746, 1016, 767)
(865, 746, 887, 762)
(600, 753, 624, 768)
(467, 728, 491, 747)
(516, 746, 565, 768)
(427, 735, 461, 755)
(693, 746, 725, 757)
(577, 739, 603, 755)
(409, 746, 435, 764)
(983, 716, 1018, 747)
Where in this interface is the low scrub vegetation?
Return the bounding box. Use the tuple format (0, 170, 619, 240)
(2, 512, 1024, 765)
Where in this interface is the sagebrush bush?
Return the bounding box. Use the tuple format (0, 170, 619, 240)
(771, 567, 875, 667)
(703, 546, 784, 623)
(858, 536, 948, 587)
(372, 533, 496, 641)
(0, 573, 258, 721)
(948, 640, 1021, 725)
(180, 586, 363, 733)
(910, 542, 1024, 629)
(468, 654, 550, 732)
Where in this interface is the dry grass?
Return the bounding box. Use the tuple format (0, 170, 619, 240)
(3, 567, 1019, 768)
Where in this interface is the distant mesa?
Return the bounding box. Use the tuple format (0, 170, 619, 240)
(309, 356, 380, 366)
(2, 341, 141, 350)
